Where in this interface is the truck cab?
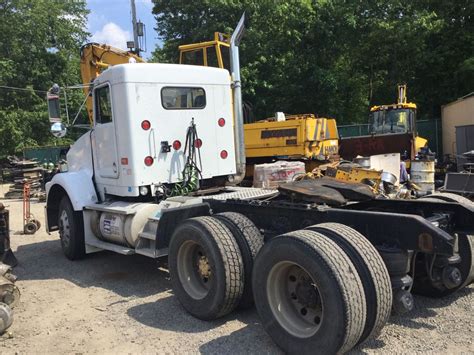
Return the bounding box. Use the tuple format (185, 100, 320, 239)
(67, 63, 236, 201)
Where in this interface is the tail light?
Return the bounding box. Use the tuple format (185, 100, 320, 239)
(141, 120, 151, 130)
(220, 150, 228, 159)
(194, 139, 202, 148)
(218, 118, 226, 127)
(173, 140, 181, 150)
(144, 156, 154, 166)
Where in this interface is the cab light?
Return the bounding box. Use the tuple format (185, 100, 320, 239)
(144, 156, 154, 166)
(218, 118, 226, 127)
(220, 150, 228, 159)
(173, 140, 182, 150)
(194, 139, 202, 148)
(141, 120, 151, 130)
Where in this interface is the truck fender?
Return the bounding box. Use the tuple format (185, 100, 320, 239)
(45, 171, 98, 232)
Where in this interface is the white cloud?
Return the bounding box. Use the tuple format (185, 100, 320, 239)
(90, 22, 131, 50)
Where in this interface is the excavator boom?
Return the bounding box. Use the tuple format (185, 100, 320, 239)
(80, 43, 145, 124)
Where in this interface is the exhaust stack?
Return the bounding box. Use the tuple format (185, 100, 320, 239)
(228, 13, 246, 185)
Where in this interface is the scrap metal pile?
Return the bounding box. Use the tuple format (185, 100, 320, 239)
(252, 153, 436, 205)
(2, 156, 45, 200)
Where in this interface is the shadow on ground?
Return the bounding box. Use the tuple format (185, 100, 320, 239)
(14, 238, 170, 298)
(127, 299, 280, 353)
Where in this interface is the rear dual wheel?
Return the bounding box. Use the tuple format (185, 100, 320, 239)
(306, 223, 392, 344)
(214, 212, 264, 309)
(414, 193, 474, 296)
(169, 213, 263, 320)
(420, 192, 473, 207)
(252, 229, 367, 354)
(412, 233, 474, 297)
(168, 216, 244, 320)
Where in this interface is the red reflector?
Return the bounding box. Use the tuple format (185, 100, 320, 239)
(141, 120, 151, 130)
(220, 150, 228, 159)
(144, 156, 154, 166)
(194, 139, 202, 148)
(173, 140, 181, 150)
(121, 157, 128, 165)
(218, 118, 226, 127)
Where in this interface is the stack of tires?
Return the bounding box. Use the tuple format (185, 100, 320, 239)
(168, 214, 393, 354)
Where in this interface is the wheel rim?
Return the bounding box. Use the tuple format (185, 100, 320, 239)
(177, 240, 213, 300)
(59, 209, 71, 249)
(267, 261, 323, 338)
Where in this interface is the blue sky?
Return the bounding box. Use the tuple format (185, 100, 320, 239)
(87, 0, 161, 59)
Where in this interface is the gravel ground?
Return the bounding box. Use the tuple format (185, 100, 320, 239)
(0, 184, 472, 353)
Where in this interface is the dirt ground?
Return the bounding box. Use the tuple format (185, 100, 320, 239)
(0, 184, 473, 354)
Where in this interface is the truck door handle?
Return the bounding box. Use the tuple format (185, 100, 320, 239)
(113, 162, 117, 172)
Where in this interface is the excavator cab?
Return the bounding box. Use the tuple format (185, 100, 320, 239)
(369, 85, 417, 135)
(179, 32, 231, 71)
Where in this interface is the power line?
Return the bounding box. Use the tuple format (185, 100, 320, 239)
(0, 85, 48, 94)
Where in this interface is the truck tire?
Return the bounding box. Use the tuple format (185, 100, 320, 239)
(168, 216, 244, 320)
(305, 223, 392, 344)
(252, 229, 366, 354)
(214, 212, 263, 309)
(58, 195, 85, 260)
(413, 233, 474, 297)
(420, 192, 473, 208)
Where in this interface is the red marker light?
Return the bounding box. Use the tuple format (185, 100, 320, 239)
(194, 139, 202, 148)
(220, 150, 228, 159)
(144, 156, 154, 166)
(173, 140, 182, 150)
(141, 120, 151, 130)
(218, 118, 226, 127)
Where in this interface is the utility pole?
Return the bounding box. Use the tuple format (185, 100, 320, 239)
(130, 0, 140, 56)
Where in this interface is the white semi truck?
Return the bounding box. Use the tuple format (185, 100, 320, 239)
(45, 15, 474, 354)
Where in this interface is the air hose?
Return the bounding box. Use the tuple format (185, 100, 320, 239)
(171, 119, 203, 196)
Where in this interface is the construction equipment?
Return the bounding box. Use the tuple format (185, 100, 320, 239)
(339, 85, 428, 162)
(80, 43, 145, 124)
(179, 32, 230, 70)
(43, 14, 474, 354)
(244, 113, 339, 170)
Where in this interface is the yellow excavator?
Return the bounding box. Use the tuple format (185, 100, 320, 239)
(339, 85, 428, 162)
(80, 43, 144, 124)
(178, 34, 340, 172)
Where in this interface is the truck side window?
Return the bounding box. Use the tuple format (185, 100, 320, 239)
(95, 85, 112, 124)
(161, 87, 206, 110)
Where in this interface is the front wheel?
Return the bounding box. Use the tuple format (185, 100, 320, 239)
(58, 196, 85, 260)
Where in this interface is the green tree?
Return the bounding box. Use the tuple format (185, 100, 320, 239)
(0, 0, 89, 158)
(151, 0, 473, 124)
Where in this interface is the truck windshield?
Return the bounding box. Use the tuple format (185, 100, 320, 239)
(370, 108, 414, 134)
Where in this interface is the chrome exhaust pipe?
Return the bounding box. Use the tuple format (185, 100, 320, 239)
(228, 13, 246, 185)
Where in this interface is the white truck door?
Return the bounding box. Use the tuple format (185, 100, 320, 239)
(93, 84, 119, 179)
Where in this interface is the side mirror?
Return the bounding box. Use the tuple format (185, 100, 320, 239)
(50, 122, 67, 138)
(47, 84, 61, 123)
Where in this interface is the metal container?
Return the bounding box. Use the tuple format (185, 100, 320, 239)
(410, 160, 435, 194)
(381, 171, 397, 185)
(353, 156, 371, 168)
